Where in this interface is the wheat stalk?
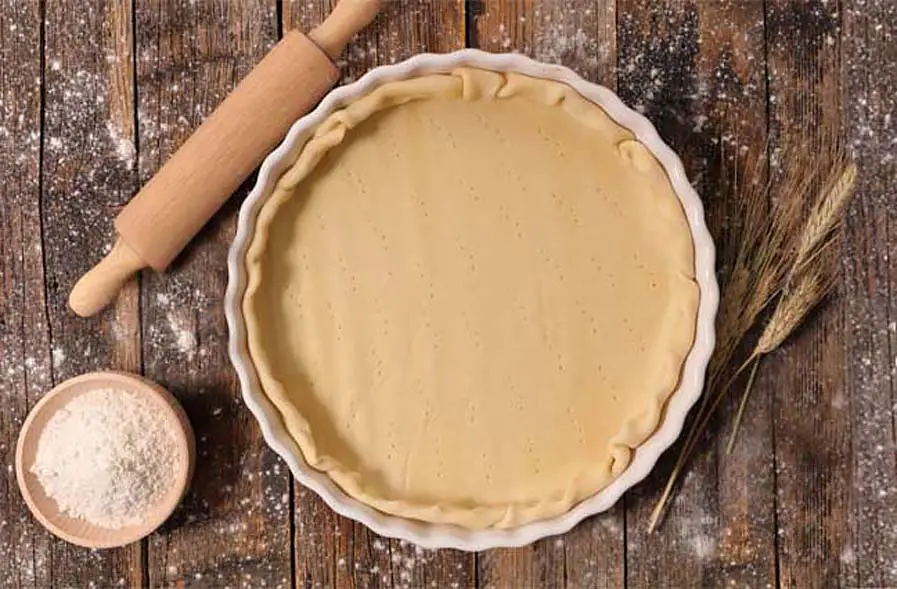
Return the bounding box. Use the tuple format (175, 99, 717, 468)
(793, 163, 857, 273)
(723, 165, 854, 453)
(758, 268, 837, 354)
(725, 263, 839, 454)
(647, 140, 857, 533)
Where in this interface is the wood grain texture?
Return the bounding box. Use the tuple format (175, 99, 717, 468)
(691, 5, 777, 587)
(697, 4, 778, 586)
(283, 2, 471, 588)
(468, 1, 623, 588)
(839, 1, 897, 587)
(617, 1, 775, 587)
(469, 0, 616, 85)
(0, 1, 52, 587)
(764, 2, 851, 588)
(39, 0, 144, 586)
(4, 1, 897, 586)
(135, 1, 292, 587)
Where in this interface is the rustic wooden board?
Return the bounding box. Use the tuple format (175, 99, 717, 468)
(616, 1, 775, 587)
(135, 1, 292, 587)
(37, 0, 144, 586)
(468, 1, 624, 588)
(0, 1, 53, 587)
(837, 1, 897, 587)
(4, 0, 897, 585)
(283, 2, 472, 588)
(468, 0, 617, 85)
(689, 5, 777, 587)
(763, 2, 851, 588)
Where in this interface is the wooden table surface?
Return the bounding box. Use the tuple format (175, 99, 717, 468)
(1, 0, 895, 587)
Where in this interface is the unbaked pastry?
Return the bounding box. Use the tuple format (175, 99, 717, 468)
(243, 68, 698, 529)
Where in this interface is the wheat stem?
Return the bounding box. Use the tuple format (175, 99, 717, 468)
(725, 355, 762, 455)
(648, 352, 754, 532)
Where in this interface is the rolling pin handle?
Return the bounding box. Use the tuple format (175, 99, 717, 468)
(309, 0, 383, 60)
(68, 238, 146, 318)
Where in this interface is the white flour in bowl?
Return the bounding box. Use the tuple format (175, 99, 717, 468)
(31, 388, 181, 529)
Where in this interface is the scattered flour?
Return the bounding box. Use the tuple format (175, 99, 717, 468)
(534, 26, 608, 81)
(106, 120, 136, 167)
(2, 0, 897, 585)
(166, 312, 197, 357)
(51, 347, 65, 369)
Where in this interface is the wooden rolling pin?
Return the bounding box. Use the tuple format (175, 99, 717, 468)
(68, 0, 382, 317)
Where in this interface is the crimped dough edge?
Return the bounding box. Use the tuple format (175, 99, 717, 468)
(243, 67, 698, 529)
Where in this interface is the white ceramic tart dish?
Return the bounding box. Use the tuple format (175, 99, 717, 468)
(226, 50, 718, 550)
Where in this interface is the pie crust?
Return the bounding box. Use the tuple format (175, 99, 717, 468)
(243, 68, 699, 529)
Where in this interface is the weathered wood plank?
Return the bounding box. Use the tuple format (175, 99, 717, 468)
(469, 1, 623, 588)
(38, 0, 144, 585)
(762, 2, 854, 588)
(617, 1, 775, 587)
(839, 2, 897, 583)
(134, 1, 292, 587)
(4, 0, 897, 585)
(0, 1, 53, 587)
(795, 1, 897, 587)
(469, 0, 616, 85)
(686, 9, 777, 588)
(692, 3, 778, 582)
(283, 2, 471, 588)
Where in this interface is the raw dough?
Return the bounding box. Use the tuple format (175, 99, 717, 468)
(244, 68, 698, 529)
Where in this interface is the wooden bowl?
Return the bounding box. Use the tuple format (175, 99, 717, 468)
(15, 371, 195, 549)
